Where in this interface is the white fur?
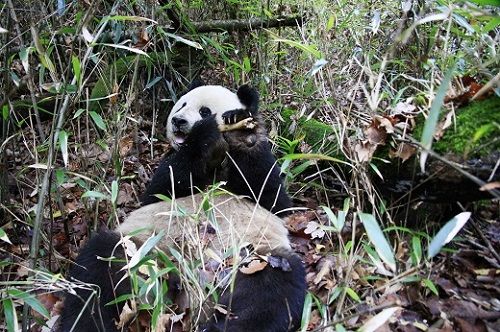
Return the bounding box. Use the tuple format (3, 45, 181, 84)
(117, 193, 291, 258)
(166, 86, 245, 150)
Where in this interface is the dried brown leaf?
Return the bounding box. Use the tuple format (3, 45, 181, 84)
(355, 141, 377, 162)
(117, 302, 135, 329)
(365, 123, 387, 145)
(110, 82, 119, 105)
(391, 100, 417, 116)
(239, 259, 267, 274)
(377, 116, 395, 134)
(390, 143, 417, 162)
(119, 136, 134, 158)
(304, 221, 325, 239)
(434, 111, 454, 140)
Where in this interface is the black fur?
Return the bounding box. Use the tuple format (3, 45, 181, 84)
(202, 250, 306, 332)
(187, 79, 206, 91)
(61, 233, 305, 332)
(141, 83, 292, 215)
(236, 85, 259, 114)
(60, 232, 129, 332)
(141, 115, 227, 205)
(220, 105, 291, 215)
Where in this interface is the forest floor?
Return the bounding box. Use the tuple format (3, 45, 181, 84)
(2, 110, 499, 332)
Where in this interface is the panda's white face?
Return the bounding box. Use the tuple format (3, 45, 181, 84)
(166, 85, 246, 150)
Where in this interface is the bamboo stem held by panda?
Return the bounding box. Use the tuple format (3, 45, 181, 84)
(219, 117, 257, 132)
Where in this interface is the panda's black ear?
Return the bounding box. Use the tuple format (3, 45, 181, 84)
(237, 85, 259, 114)
(187, 79, 206, 91)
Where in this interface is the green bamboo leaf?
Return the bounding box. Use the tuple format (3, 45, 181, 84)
(422, 278, 439, 296)
(125, 230, 165, 269)
(428, 212, 471, 259)
(467, 0, 500, 5)
(111, 180, 118, 206)
(106, 15, 157, 23)
(300, 292, 313, 332)
(358, 212, 396, 272)
(345, 287, 361, 302)
(40, 53, 56, 73)
(3, 298, 18, 332)
(145, 76, 162, 90)
(273, 38, 322, 58)
(7, 289, 50, 318)
(420, 64, 455, 172)
(100, 43, 149, 56)
(280, 153, 352, 166)
(243, 56, 251, 73)
(72, 108, 85, 119)
(2, 105, 8, 120)
(19, 47, 29, 72)
(81, 190, 108, 200)
(482, 16, 500, 33)
(326, 15, 335, 32)
(58, 130, 69, 167)
(0, 228, 12, 244)
(105, 293, 134, 306)
(165, 33, 203, 50)
(321, 206, 344, 232)
(89, 111, 107, 131)
(72, 55, 81, 84)
(336, 324, 347, 332)
(411, 235, 422, 265)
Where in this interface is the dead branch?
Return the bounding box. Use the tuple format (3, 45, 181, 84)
(191, 15, 304, 33)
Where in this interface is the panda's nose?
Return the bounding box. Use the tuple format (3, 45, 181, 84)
(171, 117, 187, 128)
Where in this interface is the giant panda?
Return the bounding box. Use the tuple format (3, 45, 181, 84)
(60, 193, 306, 331)
(141, 81, 292, 215)
(60, 84, 306, 331)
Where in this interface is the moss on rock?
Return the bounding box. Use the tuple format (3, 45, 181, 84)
(415, 97, 500, 156)
(280, 108, 334, 148)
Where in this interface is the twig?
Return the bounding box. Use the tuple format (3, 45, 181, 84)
(218, 117, 256, 132)
(458, 203, 500, 264)
(471, 72, 499, 101)
(311, 300, 400, 331)
(191, 15, 303, 33)
(6, 0, 46, 142)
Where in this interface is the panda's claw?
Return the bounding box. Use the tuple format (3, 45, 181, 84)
(222, 110, 250, 125)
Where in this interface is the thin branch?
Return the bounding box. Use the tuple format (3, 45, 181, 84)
(6, 0, 45, 141)
(191, 15, 304, 33)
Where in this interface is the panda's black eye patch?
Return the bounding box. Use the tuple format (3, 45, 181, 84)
(199, 107, 212, 118)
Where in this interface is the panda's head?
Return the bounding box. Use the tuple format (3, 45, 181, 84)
(166, 83, 259, 150)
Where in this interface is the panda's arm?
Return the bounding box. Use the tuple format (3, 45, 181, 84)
(225, 141, 292, 215)
(141, 116, 227, 205)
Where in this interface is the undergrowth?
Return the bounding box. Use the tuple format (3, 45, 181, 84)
(0, 0, 499, 331)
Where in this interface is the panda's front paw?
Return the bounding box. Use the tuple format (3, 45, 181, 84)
(187, 115, 221, 146)
(222, 109, 251, 125)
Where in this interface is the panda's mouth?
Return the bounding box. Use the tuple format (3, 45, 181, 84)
(173, 131, 188, 145)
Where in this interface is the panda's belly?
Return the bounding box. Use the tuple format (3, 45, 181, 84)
(116, 194, 291, 259)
